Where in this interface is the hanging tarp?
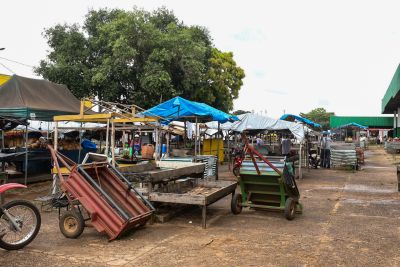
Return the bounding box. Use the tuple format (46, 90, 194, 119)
(280, 114, 322, 129)
(0, 75, 83, 121)
(206, 113, 305, 141)
(143, 96, 238, 123)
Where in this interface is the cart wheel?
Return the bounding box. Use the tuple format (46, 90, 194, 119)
(59, 211, 85, 238)
(284, 198, 296, 220)
(231, 193, 242, 215)
(233, 166, 240, 177)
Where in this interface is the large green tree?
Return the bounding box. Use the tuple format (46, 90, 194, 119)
(300, 108, 335, 130)
(35, 7, 245, 112)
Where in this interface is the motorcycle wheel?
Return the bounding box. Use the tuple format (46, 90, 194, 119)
(0, 200, 41, 250)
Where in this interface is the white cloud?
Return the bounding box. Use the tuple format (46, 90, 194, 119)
(0, 0, 399, 119)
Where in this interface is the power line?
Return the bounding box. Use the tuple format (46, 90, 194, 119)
(0, 62, 15, 74)
(0, 56, 34, 68)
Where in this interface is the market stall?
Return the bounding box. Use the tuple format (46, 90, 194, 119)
(0, 75, 87, 184)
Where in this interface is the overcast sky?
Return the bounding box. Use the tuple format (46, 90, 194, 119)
(1, 0, 399, 118)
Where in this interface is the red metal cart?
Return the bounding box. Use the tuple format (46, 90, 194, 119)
(49, 146, 154, 240)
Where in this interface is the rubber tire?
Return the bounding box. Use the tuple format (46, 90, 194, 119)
(231, 193, 243, 215)
(284, 198, 296, 220)
(59, 210, 85, 239)
(233, 166, 240, 177)
(0, 200, 41, 250)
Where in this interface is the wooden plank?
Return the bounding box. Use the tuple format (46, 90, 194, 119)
(204, 182, 237, 205)
(149, 192, 205, 205)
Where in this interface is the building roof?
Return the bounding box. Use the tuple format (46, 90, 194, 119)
(330, 116, 393, 128)
(382, 64, 400, 114)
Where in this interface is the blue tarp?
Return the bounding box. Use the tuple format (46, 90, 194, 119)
(280, 114, 322, 128)
(337, 122, 368, 129)
(143, 96, 238, 123)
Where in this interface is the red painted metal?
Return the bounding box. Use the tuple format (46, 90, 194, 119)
(49, 146, 153, 240)
(0, 183, 27, 193)
(241, 134, 282, 176)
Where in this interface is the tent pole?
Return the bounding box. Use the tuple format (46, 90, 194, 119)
(299, 142, 303, 179)
(195, 117, 198, 160)
(111, 121, 115, 166)
(54, 121, 58, 151)
(216, 122, 220, 180)
(105, 119, 110, 156)
(228, 131, 231, 171)
(24, 124, 28, 185)
(78, 122, 83, 163)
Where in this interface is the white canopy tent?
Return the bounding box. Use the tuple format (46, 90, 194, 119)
(206, 113, 305, 141)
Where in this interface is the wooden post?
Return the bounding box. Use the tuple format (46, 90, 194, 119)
(1, 130, 4, 149)
(111, 121, 115, 166)
(397, 165, 400, 192)
(24, 124, 29, 185)
(166, 132, 170, 156)
(155, 127, 159, 160)
(202, 205, 207, 229)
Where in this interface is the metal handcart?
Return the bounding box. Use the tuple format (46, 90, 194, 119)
(231, 137, 303, 220)
(49, 145, 154, 240)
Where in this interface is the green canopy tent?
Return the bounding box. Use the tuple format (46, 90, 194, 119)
(0, 75, 83, 121)
(0, 75, 84, 184)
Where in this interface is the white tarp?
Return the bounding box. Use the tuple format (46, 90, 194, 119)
(206, 113, 305, 141)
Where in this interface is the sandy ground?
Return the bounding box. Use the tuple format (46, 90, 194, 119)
(1, 146, 400, 266)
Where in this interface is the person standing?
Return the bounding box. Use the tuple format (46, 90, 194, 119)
(281, 135, 292, 157)
(320, 133, 333, 168)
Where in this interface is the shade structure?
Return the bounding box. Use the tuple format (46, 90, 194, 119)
(0, 75, 83, 121)
(336, 122, 368, 130)
(280, 114, 321, 129)
(206, 113, 305, 141)
(143, 96, 238, 123)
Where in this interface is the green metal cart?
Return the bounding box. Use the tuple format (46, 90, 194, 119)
(231, 143, 303, 220)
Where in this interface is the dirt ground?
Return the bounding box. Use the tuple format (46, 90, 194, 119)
(1, 146, 400, 266)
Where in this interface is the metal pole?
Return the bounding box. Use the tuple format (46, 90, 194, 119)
(77, 122, 83, 163)
(299, 143, 303, 179)
(105, 119, 110, 156)
(195, 117, 198, 159)
(111, 121, 115, 166)
(24, 124, 28, 185)
(54, 121, 58, 151)
(216, 122, 221, 161)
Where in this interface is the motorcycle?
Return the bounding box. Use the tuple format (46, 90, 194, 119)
(232, 147, 245, 177)
(0, 183, 41, 250)
(308, 148, 320, 169)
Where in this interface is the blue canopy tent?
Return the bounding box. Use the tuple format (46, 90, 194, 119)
(280, 114, 322, 129)
(143, 97, 237, 169)
(143, 96, 238, 123)
(334, 122, 368, 142)
(336, 122, 368, 130)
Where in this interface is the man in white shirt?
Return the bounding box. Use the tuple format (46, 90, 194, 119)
(320, 134, 333, 168)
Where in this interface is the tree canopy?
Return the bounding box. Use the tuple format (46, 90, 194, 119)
(300, 107, 334, 130)
(35, 7, 245, 112)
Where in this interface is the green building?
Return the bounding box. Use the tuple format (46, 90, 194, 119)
(382, 64, 400, 137)
(330, 116, 393, 140)
(330, 116, 393, 129)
